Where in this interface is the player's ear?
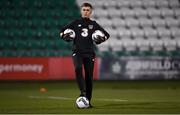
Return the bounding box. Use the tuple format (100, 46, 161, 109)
(90, 8, 92, 14)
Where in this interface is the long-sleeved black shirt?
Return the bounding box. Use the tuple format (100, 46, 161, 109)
(61, 17, 110, 54)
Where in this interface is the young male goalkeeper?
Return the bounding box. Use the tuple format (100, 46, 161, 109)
(60, 2, 110, 108)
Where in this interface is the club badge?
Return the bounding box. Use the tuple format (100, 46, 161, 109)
(88, 25, 93, 29)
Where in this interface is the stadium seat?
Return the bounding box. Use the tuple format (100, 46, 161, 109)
(170, 27, 180, 38)
(162, 38, 177, 51)
(143, 27, 158, 38)
(97, 40, 110, 52)
(142, 0, 156, 8)
(111, 18, 126, 28)
(1, 40, 15, 50)
(165, 17, 179, 28)
(152, 17, 166, 28)
(13, 40, 29, 50)
(130, 27, 144, 39)
(0, 29, 8, 38)
(117, 0, 130, 8)
(117, 28, 132, 39)
(103, 0, 117, 8)
(105, 27, 118, 39)
(108, 39, 123, 51)
(25, 40, 41, 50)
(129, 0, 143, 8)
(175, 38, 180, 49)
(149, 38, 164, 51)
(157, 27, 171, 38)
(160, 8, 174, 18)
(138, 17, 153, 28)
(136, 38, 150, 51)
(97, 18, 112, 28)
(174, 9, 180, 19)
(147, 7, 161, 18)
(134, 7, 148, 18)
(125, 17, 140, 28)
(121, 8, 135, 18)
(91, 0, 104, 8)
(121, 38, 137, 52)
(2, 50, 18, 57)
(168, 0, 180, 8)
(107, 7, 122, 18)
(155, 0, 169, 8)
(93, 8, 108, 18)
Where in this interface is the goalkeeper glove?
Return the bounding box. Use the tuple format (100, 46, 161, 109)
(94, 35, 108, 44)
(60, 32, 72, 42)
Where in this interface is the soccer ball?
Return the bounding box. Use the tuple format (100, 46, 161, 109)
(63, 28, 75, 40)
(92, 30, 105, 43)
(76, 96, 89, 109)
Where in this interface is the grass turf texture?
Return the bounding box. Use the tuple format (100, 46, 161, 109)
(0, 80, 180, 114)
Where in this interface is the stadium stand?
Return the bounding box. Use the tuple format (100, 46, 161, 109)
(0, 0, 79, 57)
(76, 0, 180, 57)
(0, 0, 180, 57)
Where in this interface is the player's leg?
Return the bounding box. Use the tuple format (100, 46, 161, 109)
(72, 53, 86, 96)
(83, 54, 95, 102)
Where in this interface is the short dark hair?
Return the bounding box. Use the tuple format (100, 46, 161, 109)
(81, 2, 93, 9)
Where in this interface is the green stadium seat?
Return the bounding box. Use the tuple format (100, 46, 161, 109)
(26, 40, 41, 50)
(13, 40, 28, 50)
(0, 40, 14, 50)
(2, 50, 17, 57)
(0, 29, 8, 38)
(5, 29, 23, 40)
(0, 0, 85, 57)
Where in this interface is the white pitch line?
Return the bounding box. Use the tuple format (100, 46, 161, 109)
(48, 96, 74, 100)
(29, 96, 128, 102)
(29, 96, 41, 99)
(96, 98, 128, 102)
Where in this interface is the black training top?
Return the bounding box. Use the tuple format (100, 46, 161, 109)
(61, 17, 110, 54)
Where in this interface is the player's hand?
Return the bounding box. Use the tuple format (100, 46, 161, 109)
(98, 35, 108, 41)
(60, 32, 70, 38)
(60, 32, 73, 42)
(62, 33, 71, 39)
(94, 35, 107, 44)
(60, 32, 70, 40)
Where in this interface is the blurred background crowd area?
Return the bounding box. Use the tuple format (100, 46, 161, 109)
(0, 0, 180, 57)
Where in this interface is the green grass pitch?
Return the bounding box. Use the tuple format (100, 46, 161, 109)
(0, 80, 180, 114)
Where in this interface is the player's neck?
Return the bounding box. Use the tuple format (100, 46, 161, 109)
(81, 17, 90, 20)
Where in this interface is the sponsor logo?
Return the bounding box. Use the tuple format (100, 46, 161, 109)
(126, 60, 180, 70)
(78, 24, 81, 27)
(72, 53, 76, 56)
(112, 61, 121, 74)
(88, 25, 93, 29)
(0, 64, 44, 74)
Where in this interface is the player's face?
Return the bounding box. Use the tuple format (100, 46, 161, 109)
(81, 6, 92, 18)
